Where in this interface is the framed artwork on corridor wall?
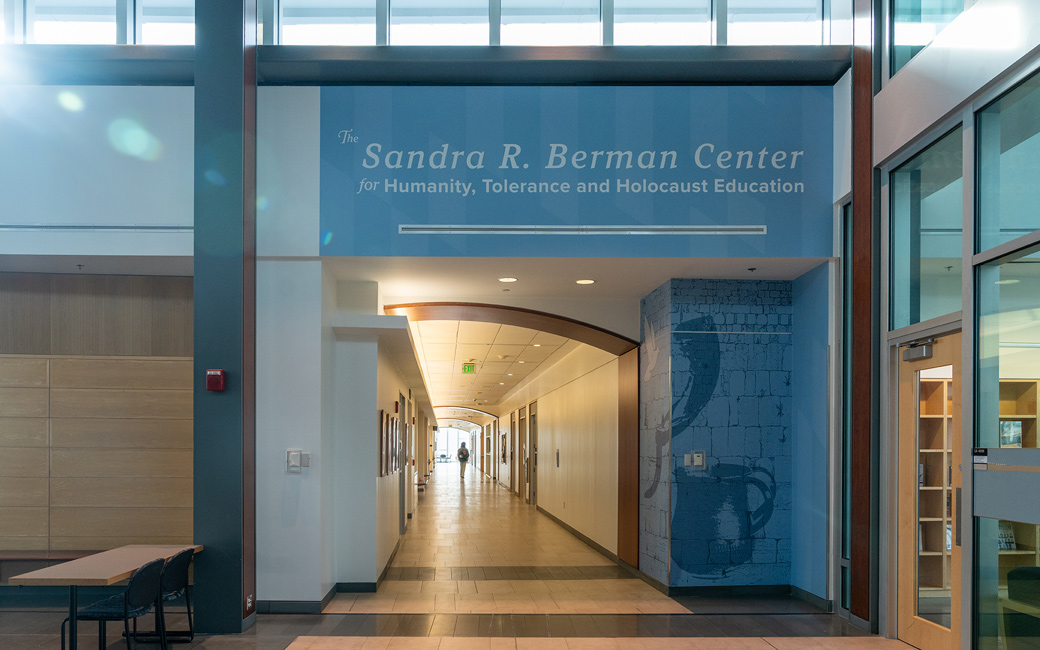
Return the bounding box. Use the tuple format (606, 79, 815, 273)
(378, 410, 386, 477)
(392, 417, 400, 473)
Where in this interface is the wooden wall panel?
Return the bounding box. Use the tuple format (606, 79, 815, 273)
(0, 418, 48, 447)
(0, 537, 48, 551)
(51, 358, 192, 390)
(0, 507, 49, 537)
(617, 348, 639, 568)
(0, 388, 49, 418)
(50, 389, 192, 420)
(0, 274, 51, 355)
(0, 273, 192, 357)
(51, 478, 192, 508)
(151, 278, 193, 357)
(0, 350, 194, 553)
(51, 418, 192, 449)
(0, 358, 48, 387)
(50, 507, 192, 538)
(0, 448, 49, 477)
(51, 449, 192, 478)
(0, 477, 48, 507)
(50, 535, 194, 552)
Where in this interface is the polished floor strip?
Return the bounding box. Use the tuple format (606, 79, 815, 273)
(287, 635, 912, 649)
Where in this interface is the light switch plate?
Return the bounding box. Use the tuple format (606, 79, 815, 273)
(287, 449, 302, 473)
(683, 453, 692, 467)
(692, 451, 706, 469)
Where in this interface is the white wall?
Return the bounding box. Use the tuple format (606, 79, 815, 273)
(257, 86, 320, 257)
(331, 332, 380, 583)
(0, 85, 193, 257)
(255, 260, 325, 603)
(498, 345, 620, 553)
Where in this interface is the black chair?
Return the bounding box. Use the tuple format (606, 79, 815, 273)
(132, 548, 195, 644)
(61, 557, 166, 650)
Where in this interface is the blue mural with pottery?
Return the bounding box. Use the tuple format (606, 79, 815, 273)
(640, 279, 792, 587)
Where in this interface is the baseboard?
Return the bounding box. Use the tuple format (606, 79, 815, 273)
(667, 584, 792, 597)
(791, 585, 832, 612)
(337, 582, 377, 593)
(535, 505, 618, 563)
(256, 599, 323, 614)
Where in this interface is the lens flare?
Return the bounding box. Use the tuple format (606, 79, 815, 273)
(107, 118, 162, 160)
(256, 196, 270, 211)
(322, 232, 333, 245)
(57, 91, 84, 112)
(204, 170, 227, 186)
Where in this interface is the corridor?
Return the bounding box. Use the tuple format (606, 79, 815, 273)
(324, 461, 687, 615)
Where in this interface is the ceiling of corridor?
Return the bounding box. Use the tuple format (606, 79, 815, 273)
(410, 319, 572, 421)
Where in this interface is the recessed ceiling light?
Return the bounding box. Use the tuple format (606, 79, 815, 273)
(499, 277, 518, 283)
(518, 361, 525, 364)
(533, 344, 541, 347)
(576, 279, 595, 285)
(499, 382, 505, 385)
(507, 373, 513, 376)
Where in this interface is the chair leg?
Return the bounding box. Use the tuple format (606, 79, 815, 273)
(99, 620, 107, 650)
(61, 617, 69, 650)
(156, 601, 168, 650)
(184, 589, 194, 642)
(124, 617, 133, 650)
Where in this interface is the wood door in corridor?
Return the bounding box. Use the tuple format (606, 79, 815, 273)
(519, 406, 529, 503)
(898, 331, 961, 650)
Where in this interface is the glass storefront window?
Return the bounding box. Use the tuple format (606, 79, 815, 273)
(501, 0, 600, 46)
(281, 0, 375, 45)
(891, 0, 963, 76)
(138, 0, 194, 45)
(976, 516, 1040, 650)
(390, 0, 488, 45)
(727, 0, 822, 46)
(977, 244, 1040, 450)
(977, 72, 1040, 252)
(31, 0, 117, 44)
(613, 1, 711, 46)
(889, 127, 963, 331)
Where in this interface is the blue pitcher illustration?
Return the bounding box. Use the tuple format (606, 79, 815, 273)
(672, 462, 777, 577)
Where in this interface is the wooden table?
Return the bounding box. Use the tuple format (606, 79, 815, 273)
(9, 544, 202, 650)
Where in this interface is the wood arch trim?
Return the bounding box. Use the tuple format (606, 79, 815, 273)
(383, 302, 637, 357)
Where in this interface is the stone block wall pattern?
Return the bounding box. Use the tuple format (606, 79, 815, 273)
(639, 279, 793, 588)
(638, 282, 672, 585)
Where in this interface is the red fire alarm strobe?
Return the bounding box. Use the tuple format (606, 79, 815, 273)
(206, 369, 226, 391)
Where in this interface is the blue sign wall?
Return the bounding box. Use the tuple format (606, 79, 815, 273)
(320, 86, 833, 258)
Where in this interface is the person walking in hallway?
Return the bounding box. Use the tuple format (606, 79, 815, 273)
(457, 441, 469, 478)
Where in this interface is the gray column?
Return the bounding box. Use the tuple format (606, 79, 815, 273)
(193, 0, 258, 634)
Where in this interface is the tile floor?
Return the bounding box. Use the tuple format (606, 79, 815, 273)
(0, 462, 910, 649)
(325, 466, 684, 615)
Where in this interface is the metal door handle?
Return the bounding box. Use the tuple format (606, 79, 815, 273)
(955, 487, 962, 547)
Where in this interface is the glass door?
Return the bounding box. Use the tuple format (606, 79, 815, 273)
(898, 331, 961, 650)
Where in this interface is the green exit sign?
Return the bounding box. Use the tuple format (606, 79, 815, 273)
(462, 363, 476, 374)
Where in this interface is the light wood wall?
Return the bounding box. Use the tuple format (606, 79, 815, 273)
(0, 355, 193, 552)
(0, 273, 192, 357)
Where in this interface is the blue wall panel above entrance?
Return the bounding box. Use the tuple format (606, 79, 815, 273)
(319, 86, 833, 258)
